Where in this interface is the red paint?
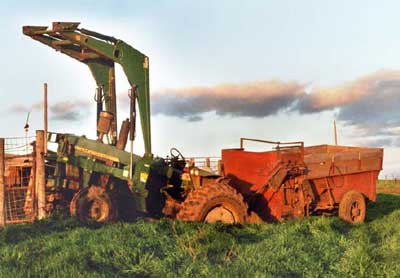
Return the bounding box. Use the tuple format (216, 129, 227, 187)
(222, 144, 383, 222)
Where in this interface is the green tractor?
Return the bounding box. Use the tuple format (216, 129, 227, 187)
(23, 22, 247, 223)
(23, 22, 187, 222)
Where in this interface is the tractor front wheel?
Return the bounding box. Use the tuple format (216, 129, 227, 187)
(338, 190, 366, 224)
(176, 182, 248, 224)
(70, 186, 118, 223)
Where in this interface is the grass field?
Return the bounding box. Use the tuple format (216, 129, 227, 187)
(377, 179, 400, 188)
(377, 180, 400, 194)
(1, 193, 400, 278)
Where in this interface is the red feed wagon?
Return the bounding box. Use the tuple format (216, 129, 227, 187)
(222, 138, 383, 224)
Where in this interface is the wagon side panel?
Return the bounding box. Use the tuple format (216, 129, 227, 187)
(310, 170, 379, 207)
(222, 149, 279, 195)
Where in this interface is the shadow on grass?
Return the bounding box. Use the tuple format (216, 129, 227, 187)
(2, 193, 398, 247)
(0, 214, 103, 246)
(365, 193, 400, 222)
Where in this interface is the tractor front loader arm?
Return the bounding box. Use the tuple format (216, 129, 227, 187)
(23, 22, 151, 154)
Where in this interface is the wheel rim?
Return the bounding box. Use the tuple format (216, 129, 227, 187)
(88, 198, 109, 222)
(71, 186, 115, 223)
(350, 201, 361, 222)
(204, 206, 236, 224)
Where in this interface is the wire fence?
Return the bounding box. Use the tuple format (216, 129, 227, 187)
(186, 157, 222, 174)
(4, 136, 36, 224)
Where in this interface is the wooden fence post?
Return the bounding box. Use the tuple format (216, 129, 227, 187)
(35, 130, 46, 220)
(44, 83, 48, 155)
(205, 157, 210, 168)
(0, 138, 5, 227)
(217, 159, 223, 176)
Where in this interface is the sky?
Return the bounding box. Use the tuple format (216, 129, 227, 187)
(1, 1, 400, 176)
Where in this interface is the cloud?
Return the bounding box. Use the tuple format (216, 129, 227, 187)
(7, 104, 30, 114)
(49, 100, 89, 121)
(354, 137, 392, 148)
(50, 110, 86, 121)
(353, 136, 400, 148)
(296, 70, 400, 113)
(6, 99, 90, 122)
(4, 70, 400, 147)
(336, 79, 400, 125)
(294, 70, 400, 147)
(149, 70, 400, 147)
(151, 80, 306, 121)
(149, 70, 400, 123)
(7, 102, 43, 114)
(327, 71, 400, 141)
(186, 115, 203, 122)
(150, 70, 400, 124)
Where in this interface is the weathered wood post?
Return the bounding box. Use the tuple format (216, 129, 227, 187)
(0, 138, 5, 227)
(205, 157, 211, 168)
(334, 119, 338, 146)
(35, 130, 46, 219)
(44, 83, 48, 155)
(217, 159, 223, 176)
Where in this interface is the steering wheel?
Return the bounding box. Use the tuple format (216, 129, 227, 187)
(170, 147, 185, 160)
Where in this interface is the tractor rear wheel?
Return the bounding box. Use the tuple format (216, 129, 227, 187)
(70, 186, 118, 223)
(338, 190, 366, 224)
(176, 182, 248, 224)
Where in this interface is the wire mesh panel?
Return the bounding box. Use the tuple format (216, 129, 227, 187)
(186, 157, 221, 173)
(4, 136, 36, 224)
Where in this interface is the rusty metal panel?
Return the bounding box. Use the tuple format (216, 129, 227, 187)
(311, 170, 379, 203)
(222, 143, 383, 222)
(304, 144, 381, 155)
(304, 146, 383, 179)
(222, 146, 305, 222)
(222, 149, 279, 195)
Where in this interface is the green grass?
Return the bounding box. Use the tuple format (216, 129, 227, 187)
(1, 193, 400, 278)
(377, 179, 400, 188)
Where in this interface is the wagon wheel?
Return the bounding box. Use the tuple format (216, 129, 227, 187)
(338, 190, 366, 224)
(70, 186, 118, 223)
(176, 182, 248, 224)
